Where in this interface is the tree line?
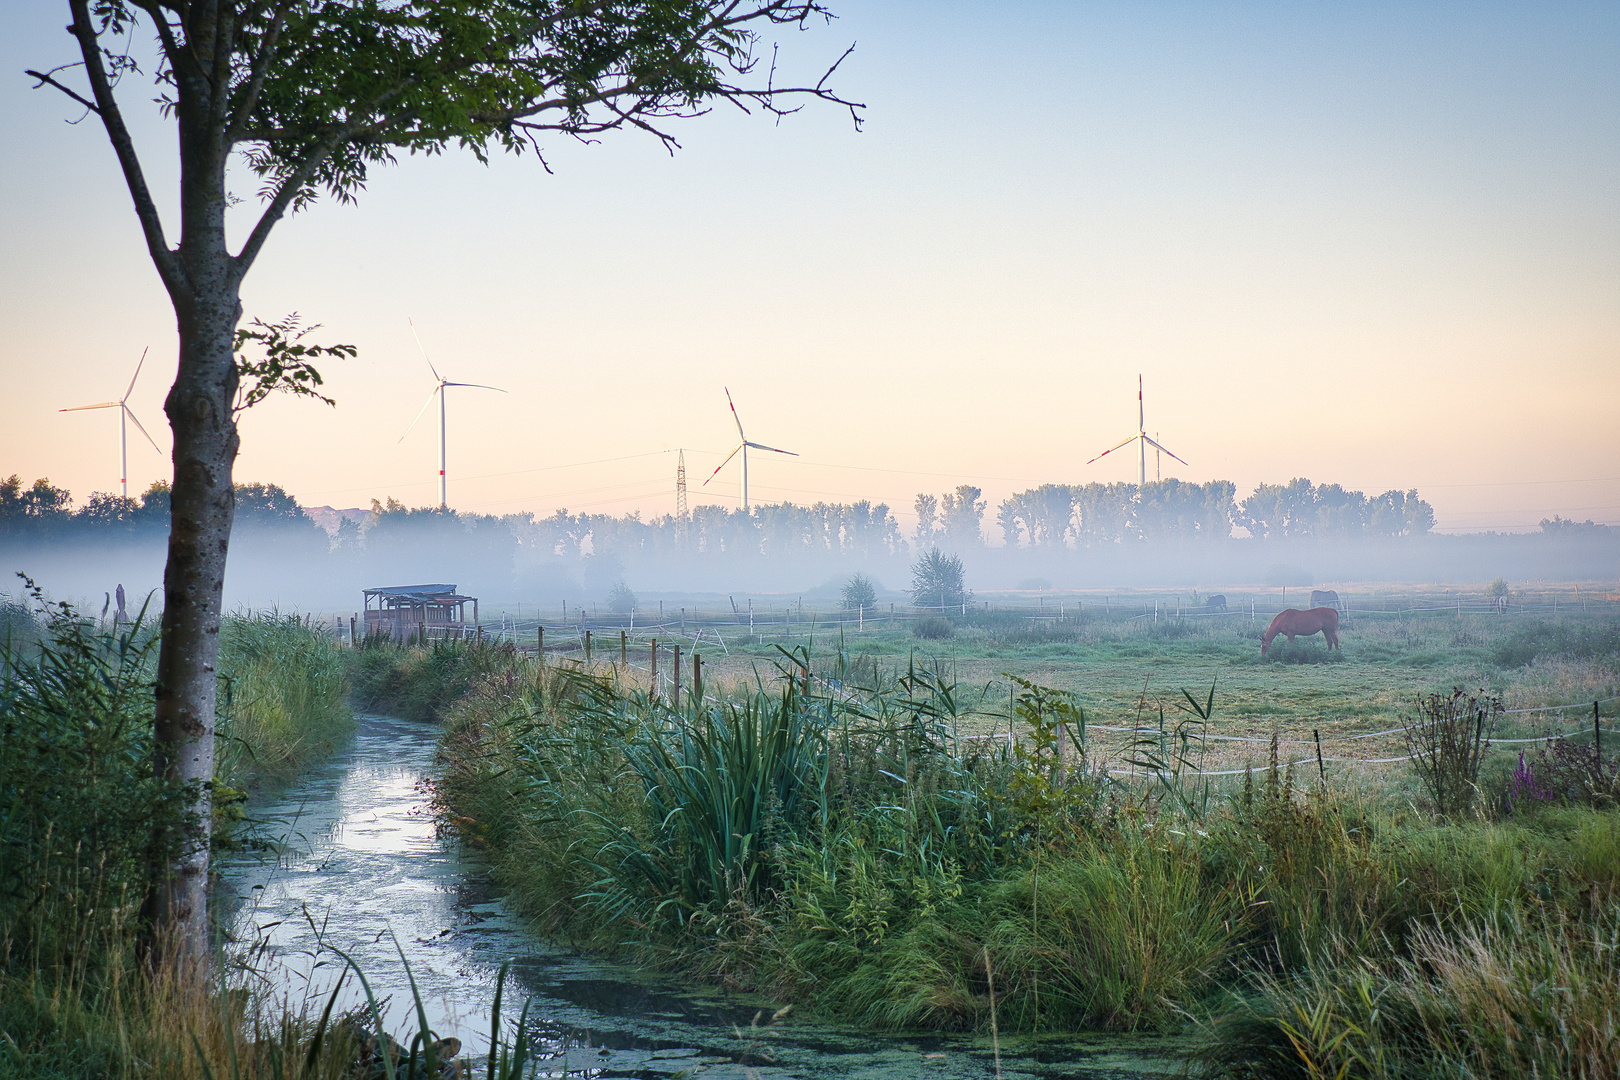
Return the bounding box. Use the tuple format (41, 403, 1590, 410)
(2, 473, 1446, 553)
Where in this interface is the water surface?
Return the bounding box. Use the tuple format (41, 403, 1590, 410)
(221, 714, 1176, 1078)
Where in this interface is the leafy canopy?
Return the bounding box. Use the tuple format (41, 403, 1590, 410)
(62, 1, 858, 226)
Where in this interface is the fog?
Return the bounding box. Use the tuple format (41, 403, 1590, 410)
(4, 499, 1616, 622)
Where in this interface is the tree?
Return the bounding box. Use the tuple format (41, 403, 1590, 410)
(938, 484, 986, 549)
(913, 493, 940, 548)
(910, 547, 969, 610)
(32, 0, 857, 964)
(841, 572, 877, 612)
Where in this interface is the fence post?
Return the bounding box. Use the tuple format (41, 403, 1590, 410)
(673, 644, 681, 709)
(621, 629, 627, 667)
(651, 638, 658, 696)
(537, 625, 544, 661)
(693, 650, 701, 704)
(585, 630, 591, 665)
(858, 604, 863, 632)
(1596, 701, 1602, 757)
(350, 615, 357, 647)
(1314, 729, 1325, 783)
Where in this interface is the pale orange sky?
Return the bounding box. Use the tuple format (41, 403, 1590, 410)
(2, 3, 1616, 536)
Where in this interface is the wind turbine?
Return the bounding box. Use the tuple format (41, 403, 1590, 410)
(399, 320, 506, 509)
(703, 388, 797, 511)
(60, 347, 161, 498)
(1085, 374, 1188, 487)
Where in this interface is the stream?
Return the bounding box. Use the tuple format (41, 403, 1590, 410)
(220, 714, 1178, 1079)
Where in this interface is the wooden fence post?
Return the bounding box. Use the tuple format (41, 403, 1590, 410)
(673, 644, 681, 709)
(621, 629, 627, 668)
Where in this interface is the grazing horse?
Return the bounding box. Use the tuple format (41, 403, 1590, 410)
(1261, 607, 1340, 656)
(1309, 589, 1341, 611)
(1205, 594, 1228, 612)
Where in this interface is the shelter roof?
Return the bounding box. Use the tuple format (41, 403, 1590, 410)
(363, 584, 473, 602)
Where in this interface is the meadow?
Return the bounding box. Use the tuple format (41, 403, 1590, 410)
(348, 585, 1620, 1078)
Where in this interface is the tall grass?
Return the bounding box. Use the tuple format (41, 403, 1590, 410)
(424, 636, 1620, 1057)
(216, 612, 352, 786)
(1190, 909, 1620, 1080)
(0, 590, 365, 1079)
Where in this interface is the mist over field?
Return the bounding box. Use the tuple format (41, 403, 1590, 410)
(4, 475, 1615, 615)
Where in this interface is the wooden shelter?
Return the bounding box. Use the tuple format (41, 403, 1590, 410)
(362, 584, 478, 641)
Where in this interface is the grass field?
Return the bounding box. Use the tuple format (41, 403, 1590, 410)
(501, 590, 1620, 787)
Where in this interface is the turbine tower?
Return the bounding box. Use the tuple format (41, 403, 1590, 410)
(60, 347, 160, 498)
(399, 320, 506, 509)
(1085, 374, 1188, 487)
(703, 388, 797, 511)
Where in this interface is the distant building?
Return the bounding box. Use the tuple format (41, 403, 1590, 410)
(362, 584, 478, 641)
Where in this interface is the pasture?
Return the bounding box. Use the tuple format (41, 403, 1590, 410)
(486, 584, 1620, 786)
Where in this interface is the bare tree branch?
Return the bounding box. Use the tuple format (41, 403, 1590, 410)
(24, 68, 101, 115)
(66, 0, 186, 299)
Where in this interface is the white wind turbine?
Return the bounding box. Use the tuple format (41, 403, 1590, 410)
(60, 347, 161, 498)
(399, 321, 506, 509)
(1086, 374, 1189, 486)
(703, 388, 797, 511)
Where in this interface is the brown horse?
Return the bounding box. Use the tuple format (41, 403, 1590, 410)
(1261, 607, 1340, 656)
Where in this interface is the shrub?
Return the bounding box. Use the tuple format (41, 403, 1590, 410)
(1404, 688, 1500, 817)
(841, 573, 878, 612)
(912, 616, 954, 640)
(606, 579, 636, 613)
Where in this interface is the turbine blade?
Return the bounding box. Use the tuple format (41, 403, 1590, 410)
(724, 387, 745, 440)
(60, 402, 120, 412)
(744, 441, 798, 457)
(408, 318, 443, 382)
(1141, 435, 1189, 467)
(442, 382, 507, 393)
(123, 405, 162, 453)
(1085, 434, 1138, 464)
(398, 386, 441, 442)
(703, 444, 742, 486)
(122, 346, 149, 403)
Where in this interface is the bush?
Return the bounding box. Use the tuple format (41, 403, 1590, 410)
(841, 573, 878, 612)
(912, 616, 954, 640)
(606, 579, 636, 614)
(1404, 688, 1500, 817)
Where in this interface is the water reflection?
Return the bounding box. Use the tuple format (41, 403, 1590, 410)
(220, 714, 1174, 1078)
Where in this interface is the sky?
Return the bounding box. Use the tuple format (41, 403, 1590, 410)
(1, 2, 1616, 537)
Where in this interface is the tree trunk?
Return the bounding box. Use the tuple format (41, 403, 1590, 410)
(143, 7, 242, 963)
(147, 292, 239, 963)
